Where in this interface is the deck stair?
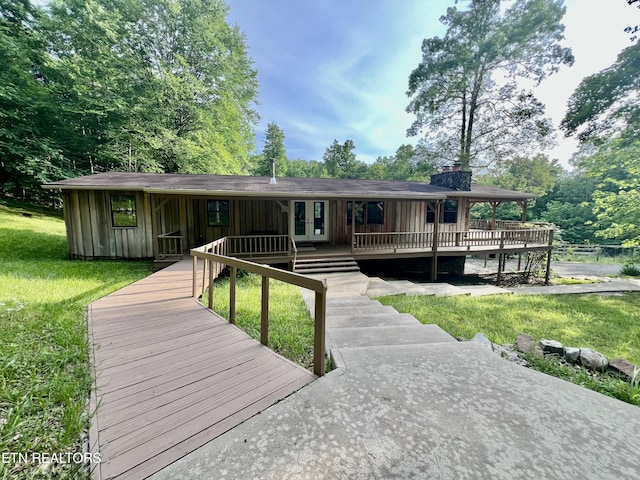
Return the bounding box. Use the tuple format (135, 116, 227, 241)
(294, 256, 360, 274)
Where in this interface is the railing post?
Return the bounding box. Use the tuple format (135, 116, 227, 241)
(192, 255, 198, 299)
(208, 259, 214, 309)
(313, 285, 326, 377)
(229, 266, 237, 324)
(261, 276, 269, 346)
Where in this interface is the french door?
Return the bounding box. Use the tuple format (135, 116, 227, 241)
(291, 200, 329, 242)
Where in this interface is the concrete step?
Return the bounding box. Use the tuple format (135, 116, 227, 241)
(326, 324, 457, 350)
(326, 312, 420, 329)
(296, 265, 360, 274)
(384, 281, 470, 297)
(326, 304, 397, 317)
(326, 297, 382, 307)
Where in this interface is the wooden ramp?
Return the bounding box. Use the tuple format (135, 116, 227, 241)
(88, 260, 316, 479)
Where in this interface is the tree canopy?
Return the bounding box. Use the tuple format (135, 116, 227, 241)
(406, 0, 573, 170)
(322, 139, 367, 179)
(561, 42, 640, 142)
(0, 0, 259, 200)
(255, 122, 288, 177)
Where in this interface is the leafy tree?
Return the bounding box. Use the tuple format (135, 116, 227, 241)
(561, 42, 640, 142)
(530, 173, 598, 244)
(287, 159, 327, 178)
(46, 0, 258, 175)
(365, 144, 438, 181)
(577, 139, 640, 246)
(406, 0, 573, 170)
(0, 0, 69, 200)
(322, 139, 367, 178)
(486, 155, 564, 196)
(472, 154, 563, 221)
(255, 122, 287, 176)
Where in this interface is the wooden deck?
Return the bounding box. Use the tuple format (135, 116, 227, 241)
(88, 260, 316, 479)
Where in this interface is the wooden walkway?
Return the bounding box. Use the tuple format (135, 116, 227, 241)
(88, 260, 316, 479)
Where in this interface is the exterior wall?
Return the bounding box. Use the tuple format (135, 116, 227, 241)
(61, 190, 471, 259)
(153, 196, 287, 250)
(63, 189, 153, 259)
(332, 198, 468, 245)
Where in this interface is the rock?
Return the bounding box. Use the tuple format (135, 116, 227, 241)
(532, 346, 544, 359)
(608, 359, 638, 379)
(579, 348, 609, 371)
(494, 344, 528, 366)
(516, 334, 536, 354)
(540, 339, 564, 356)
(471, 333, 492, 348)
(564, 347, 581, 363)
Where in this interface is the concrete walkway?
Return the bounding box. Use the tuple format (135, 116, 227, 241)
(152, 271, 640, 480)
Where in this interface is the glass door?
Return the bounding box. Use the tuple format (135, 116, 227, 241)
(291, 200, 328, 242)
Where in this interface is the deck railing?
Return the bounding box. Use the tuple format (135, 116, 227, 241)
(353, 232, 434, 252)
(191, 241, 327, 377)
(226, 234, 292, 258)
(157, 232, 184, 259)
(353, 227, 553, 252)
(469, 219, 551, 230)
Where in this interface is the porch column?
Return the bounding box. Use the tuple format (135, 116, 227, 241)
(351, 200, 356, 254)
(518, 200, 528, 223)
(431, 200, 441, 282)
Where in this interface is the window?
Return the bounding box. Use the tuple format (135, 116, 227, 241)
(347, 201, 384, 225)
(426, 200, 458, 224)
(110, 195, 137, 227)
(207, 200, 230, 227)
(366, 201, 384, 225)
(443, 199, 458, 224)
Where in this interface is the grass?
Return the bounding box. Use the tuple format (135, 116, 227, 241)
(378, 294, 640, 366)
(209, 272, 316, 370)
(550, 277, 597, 285)
(378, 292, 640, 406)
(526, 356, 640, 406)
(0, 200, 152, 479)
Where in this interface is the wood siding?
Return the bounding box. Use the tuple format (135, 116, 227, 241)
(63, 191, 469, 259)
(332, 199, 467, 245)
(63, 190, 153, 259)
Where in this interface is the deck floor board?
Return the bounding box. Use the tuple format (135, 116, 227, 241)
(89, 259, 316, 479)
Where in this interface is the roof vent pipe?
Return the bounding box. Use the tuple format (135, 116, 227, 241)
(269, 158, 276, 184)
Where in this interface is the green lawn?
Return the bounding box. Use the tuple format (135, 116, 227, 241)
(210, 273, 316, 370)
(378, 293, 640, 366)
(0, 201, 152, 479)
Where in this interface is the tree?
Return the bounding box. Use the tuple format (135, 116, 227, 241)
(472, 154, 563, 221)
(255, 122, 287, 176)
(46, 0, 258, 175)
(0, 0, 69, 200)
(322, 139, 367, 178)
(576, 139, 640, 246)
(561, 42, 640, 142)
(365, 144, 438, 181)
(530, 173, 598, 244)
(406, 0, 573, 170)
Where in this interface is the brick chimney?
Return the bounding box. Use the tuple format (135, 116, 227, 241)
(430, 165, 472, 191)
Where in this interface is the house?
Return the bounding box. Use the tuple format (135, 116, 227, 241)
(43, 169, 554, 281)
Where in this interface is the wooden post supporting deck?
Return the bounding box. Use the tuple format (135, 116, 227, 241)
(544, 229, 554, 285)
(207, 259, 214, 309)
(261, 276, 269, 346)
(229, 266, 237, 324)
(431, 201, 441, 282)
(314, 289, 326, 376)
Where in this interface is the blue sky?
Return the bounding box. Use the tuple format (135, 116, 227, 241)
(226, 0, 636, 166)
